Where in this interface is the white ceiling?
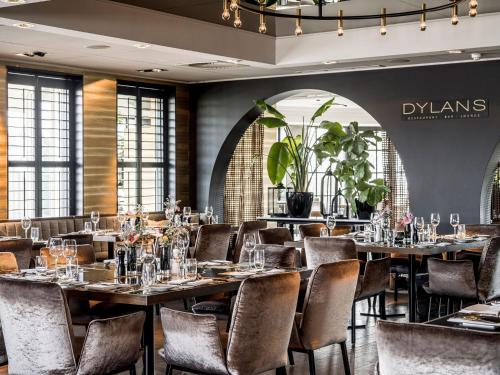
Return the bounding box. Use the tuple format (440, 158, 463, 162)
(0, 0, 498, 83)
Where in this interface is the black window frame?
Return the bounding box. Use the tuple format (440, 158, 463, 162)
(7, 68, 82, 219)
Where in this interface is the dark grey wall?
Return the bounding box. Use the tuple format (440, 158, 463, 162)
(193, 61, 500, 230)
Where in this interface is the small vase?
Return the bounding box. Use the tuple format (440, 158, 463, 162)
(286, 192, 314, 218)
(159, 244, 172, 275)
(404, 224, 413, 245)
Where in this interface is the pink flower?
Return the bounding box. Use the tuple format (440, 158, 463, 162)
(399, 212, 414, 226)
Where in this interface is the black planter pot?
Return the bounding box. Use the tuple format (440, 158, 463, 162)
(355, 199, 375, 220)
(286, 192, 314, 218)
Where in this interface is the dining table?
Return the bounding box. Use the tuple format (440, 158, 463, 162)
(9, 263, 312, 375)
(284, 236, 488, 323)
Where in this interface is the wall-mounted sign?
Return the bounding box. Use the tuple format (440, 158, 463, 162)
(402, 98, 489, 121)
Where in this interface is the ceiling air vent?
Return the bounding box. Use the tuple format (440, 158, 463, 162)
(187, 60, 248, 70)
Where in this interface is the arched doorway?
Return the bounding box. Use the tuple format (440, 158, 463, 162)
(217, 89, 409, 225)
(480, 140, 500, 224)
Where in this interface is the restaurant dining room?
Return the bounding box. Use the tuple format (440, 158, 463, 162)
(0, 0, 498, 374)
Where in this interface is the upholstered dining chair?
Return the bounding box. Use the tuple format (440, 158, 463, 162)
(193, 224, 232, 261)
(289, 260, 360, 375)
(456, 224, 500, 272)
(239, 244, 296, 268)
(376, 320, 500, 375)
(0, 278, 145, 375)
(304, 237, 391, 345)
(231, 220, 267, 263)
(161, 272, 300, 375)
(41, 244, 96, 267)
(423, 237, 500, 319)
(0, 252, 19, 274)
(258, 227, 293, 245)
(0, 239, 32, 270)
(298, 223, 326, 238)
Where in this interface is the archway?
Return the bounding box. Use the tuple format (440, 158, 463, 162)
(480, 140, 500, 223)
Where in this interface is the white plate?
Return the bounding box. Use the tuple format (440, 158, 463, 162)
(219, 271, 255, 279)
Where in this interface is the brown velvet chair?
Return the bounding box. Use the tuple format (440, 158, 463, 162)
(298, 223, 326, 238)
(258, 227, 293, 245)
(304, 237, 391, 345)
(161, 272, 301, 375)
(0, 278, 145, 375)
(193, 224, 232, 261)
(239, 244, 297, 268)
(0, 239, 32, 270)
(0, 252, 19, 273)
(376, 320, 500, 375)
(41, 244, 96, 267)
(232, 220, 267, 263)
(423, 237, 500, 319)
(289, 260, 360, 375)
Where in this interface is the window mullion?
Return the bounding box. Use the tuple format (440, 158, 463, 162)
(34, 77, 42, 217)
(137, 88, 142, 206)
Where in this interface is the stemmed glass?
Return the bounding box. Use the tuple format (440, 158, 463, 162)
(450, 213, 460, 238)
(430, 213, 440, 242)
(90, 211, 100, 232)
(49, 237, 63, 278)
(183, 206, 191, 225)
(176, 230, 190, 277)
(205, 206, 214, 224)
(243, 233, 256, 269)
(414, 217, 425, 242)
(63, 239, 77, 279)
(326, 215, 336, 236)
(21, 216, 31, 239)
(165, 206, 175, 222)
(118, 211, 126, 231)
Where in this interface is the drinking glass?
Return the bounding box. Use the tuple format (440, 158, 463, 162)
(84, 221, 92, 233)
(253, 248, 265, 270)
(422, 224, 432, 243)
(326, 215, 336, 235)
(49, 237, 63, 277)
(63, 239, 77, 279)
(370, 212, 378, 226)
(165, 207, 175, 222)
(21, 216, 31, 239)
(184, 258, 197, 281)
(450, 213, 460, 238)
(35, 255, 48, 274)
(244, 233, 256, 268)
(90, 211, 100, 232)
(183, 206, 191, 224)
(320, 228, 329, 237)
(212, 215, 219, 224)
(386, 230, 395, 247)
(118, 211, 126, 226)
(414, 217, 425, 242)
(142, 211, 149, 226)
(141, 243, 156, 264)
(430, 213, 440, 242)
(142, 262, 156, 293)
(205, 206, 214, 224)
(457, 224, 467, 239)
(30, 227, 40, 242)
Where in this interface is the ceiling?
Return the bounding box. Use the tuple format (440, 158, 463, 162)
(0, 0, 498, 83)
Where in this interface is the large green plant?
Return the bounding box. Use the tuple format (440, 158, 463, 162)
(256, 98, 390, 212)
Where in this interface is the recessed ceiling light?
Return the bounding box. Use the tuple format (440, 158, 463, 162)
(2, 0, 25, 3)
(448, 49, 464, 54)
(86, 44, 111, 49)
(136, 68, 167, 73)
(134, 43, 151, 49)
(15, 51, 47, 57)
(224, 59, 241, 64)
(323, 60, 337, 65)
(13, 23, 34, 29)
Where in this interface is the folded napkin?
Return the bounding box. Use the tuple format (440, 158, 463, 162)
(168, 278, 213, 286)
(85, 283, 121, 291)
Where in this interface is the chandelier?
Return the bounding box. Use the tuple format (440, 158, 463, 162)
(222, 0, 478, 36)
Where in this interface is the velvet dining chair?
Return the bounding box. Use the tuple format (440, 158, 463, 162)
(231, 220, 267, 263)
(192, 224, 232, 261)
(258, 227, 293, 245)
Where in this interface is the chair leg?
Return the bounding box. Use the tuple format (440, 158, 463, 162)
(288, 349, 295, 366)
(165, 364, 173, 375)
(340, 342, 351, 375)
(427, 295, 432, 321)
(367, 297, 372, 311)
(350, 303, 356, 346)
(446, 298, 450, 315)
(438, 297, 442, 318)
(276, 366, 287, 375)
(307, 350, 316, 375)
(129, 365, 136, 375)
(394, 272, 399, 302)
(379, 292, 386, 320)
(155, 304, 160, 316)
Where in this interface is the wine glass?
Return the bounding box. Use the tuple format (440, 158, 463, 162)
(205, 206, 214, 224)
(414, 217, 425, 242)
(118, 211, 126, 225)
(176, 230, 190, 273)
(183, 206, 191, 224)
(326, 215, 336, 236)
(450, 213, 460, 238)
(243, 233, 256, 268)
(49, 237, 63, 277)
(35, 255, 48, 274)
(430, 213, 440, 242)
(141, 242, 156, 264)
(21, 216, 31, 239)
(320, 228, 329, 237)
(90, 211, 100, 232)
(165, 207, 175, 222)
(63, 239, 77, 279)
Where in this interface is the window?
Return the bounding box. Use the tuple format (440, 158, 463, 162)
(117, 83, 172, 212)
(7, 70, 81, 219)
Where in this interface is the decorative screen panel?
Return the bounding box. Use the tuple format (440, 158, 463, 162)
(7, 84, 35, 162)
(8, 167, 36, 219)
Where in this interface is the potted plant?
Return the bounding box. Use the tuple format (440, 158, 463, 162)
(256, 98, 389, 218)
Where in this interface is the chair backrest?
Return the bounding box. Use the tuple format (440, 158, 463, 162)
(298, 223, 326, 239)
(304, 237, 357, 269)
(300, 260, 360, 350)
(0, 239, 32, 270)
(427, 257, 477, 299)
(478, 236, 500, 301)
(0, 278, 77, 374)
(226, 272, 300, 375)
(41, 244, 96, 267)
(465, 224, 500, 237)
(0, 252, 19, 274)
(193, 224, 232, 261)
(376, 320, 500, 375)
(258, 227, 293, 245)
(239, 244, 296, 268)
(232, 221, 267, 262)
(54, 233, 94, 246)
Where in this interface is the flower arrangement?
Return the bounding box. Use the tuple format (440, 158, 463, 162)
(397, 212, 414, 230)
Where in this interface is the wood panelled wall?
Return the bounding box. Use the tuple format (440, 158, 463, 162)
(0, 67, 7, 219)
(83, 75, 117, 215)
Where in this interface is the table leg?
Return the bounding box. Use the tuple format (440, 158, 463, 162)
(143, 305, 155, 375)
(408, 254, 417, 323)
(107, 242, 114, 260)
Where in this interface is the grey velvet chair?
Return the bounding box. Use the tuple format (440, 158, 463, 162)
(304, 237, 391, 345)
(161, 272, 301, 375)
(193, 224, 232, 261)
(231, 220, 267, 263)
(0, 252, 17, 365)
(239, 244, 296, 268)
(423, 237, 500, 319)
(0, 277, 145, 375)
(0, 239, 32, 270)
(376, 320, 500, 375)
(289, 260, 360, 375)
(258, 227, 293, 245)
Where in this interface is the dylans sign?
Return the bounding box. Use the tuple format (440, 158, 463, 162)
(402, 98, 489, 121)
